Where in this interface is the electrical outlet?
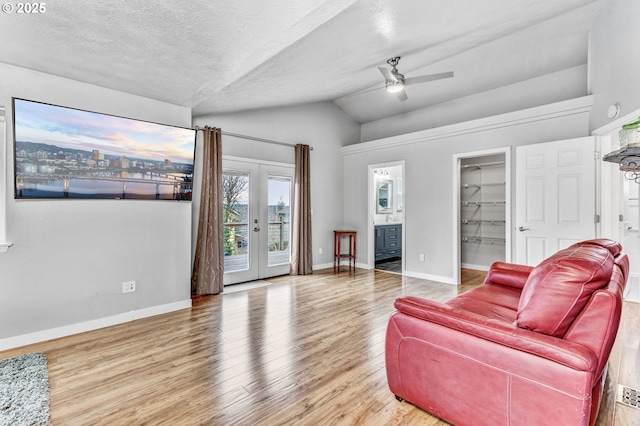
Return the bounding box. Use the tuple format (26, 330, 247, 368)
(122, 281, 136, 293)
(319, 247, 323, 254)
(419, 254, 425, 262)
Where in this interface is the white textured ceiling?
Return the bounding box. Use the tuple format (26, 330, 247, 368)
(0, 0, 603, 124)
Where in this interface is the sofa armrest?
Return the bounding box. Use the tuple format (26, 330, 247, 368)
(394, 296, 598, 371)
(484, 261, 533, 290)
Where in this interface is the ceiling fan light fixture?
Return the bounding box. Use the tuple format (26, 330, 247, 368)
(375, 56, 452, 102)
(386, 80, 405, 93)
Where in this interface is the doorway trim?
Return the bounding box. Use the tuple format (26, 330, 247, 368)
(593, 108, 640, 303)
(592, 107, 640, 239)
(367, 160, 406, 272)
(452, 147, 511, 284)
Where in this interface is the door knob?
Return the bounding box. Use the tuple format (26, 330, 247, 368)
(518, 226, 530, 232)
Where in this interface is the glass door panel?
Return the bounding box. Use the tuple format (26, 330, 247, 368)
(266, 175, 292, 268)
(223, 161, 260, 285)
(258, 165, 294, 278)
(222, 171, 250, 273)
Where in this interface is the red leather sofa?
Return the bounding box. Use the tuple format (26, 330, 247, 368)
(385, 239, 629, 426)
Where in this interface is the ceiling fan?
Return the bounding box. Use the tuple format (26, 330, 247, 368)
(378, 56, 453, 101)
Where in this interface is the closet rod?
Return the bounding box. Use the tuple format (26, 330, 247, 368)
(194, 126, 313, 150)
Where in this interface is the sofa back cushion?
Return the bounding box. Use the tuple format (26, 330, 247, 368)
(516, 242, 614, 337)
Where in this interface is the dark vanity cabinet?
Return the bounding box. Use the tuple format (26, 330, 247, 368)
(374, 224, 402, 261)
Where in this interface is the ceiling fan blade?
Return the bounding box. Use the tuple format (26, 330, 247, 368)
(404, 71, 454, 86)
(395, 90, 408, 102)
(378, 67, 397, 82)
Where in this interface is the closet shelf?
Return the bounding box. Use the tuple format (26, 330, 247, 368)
(462, 182, 505, 188)
(461, 201, 506, 206)
(460, 161, 506, 170)
(461, 237, 506, 245)
(461, 219, 506, 225)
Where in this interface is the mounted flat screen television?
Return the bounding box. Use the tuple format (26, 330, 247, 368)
(12, 98, 196, 200)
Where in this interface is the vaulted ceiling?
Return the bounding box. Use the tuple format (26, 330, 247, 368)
(0, 0, 604, 124)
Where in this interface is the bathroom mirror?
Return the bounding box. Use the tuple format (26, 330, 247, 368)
(376, 180, 393, 214)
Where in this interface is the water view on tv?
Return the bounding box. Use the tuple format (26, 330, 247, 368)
(13, 98, 196, 200)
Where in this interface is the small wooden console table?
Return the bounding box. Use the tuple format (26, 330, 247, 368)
(334, 230, 357, 272)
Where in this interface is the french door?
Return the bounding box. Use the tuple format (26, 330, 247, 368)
(223, 159, 294, 285)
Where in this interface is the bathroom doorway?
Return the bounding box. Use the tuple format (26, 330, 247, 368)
(368, 161, 405, 274)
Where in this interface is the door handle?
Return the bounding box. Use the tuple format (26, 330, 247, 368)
(518, 226, 530, 232)
(253, 227, 260, 232)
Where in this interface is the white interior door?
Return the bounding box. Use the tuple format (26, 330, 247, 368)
(515, 137, 596, 265)
(223, 160, 294, 285)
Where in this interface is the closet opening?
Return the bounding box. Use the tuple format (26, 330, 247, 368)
(453, 148, 511, 283)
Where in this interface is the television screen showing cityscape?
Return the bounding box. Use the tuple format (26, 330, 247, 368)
(12, 98, 196, 200)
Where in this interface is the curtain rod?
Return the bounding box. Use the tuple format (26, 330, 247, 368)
(194, 126, 313, 150)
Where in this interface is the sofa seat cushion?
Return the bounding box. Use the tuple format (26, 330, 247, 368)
(456, 283, 522, 311)
(445, 284, 521, 325)
(517, 243, 614, 337)
(447, 296, 517, 324)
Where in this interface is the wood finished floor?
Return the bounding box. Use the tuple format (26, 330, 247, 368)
(0, 268, 638, 425)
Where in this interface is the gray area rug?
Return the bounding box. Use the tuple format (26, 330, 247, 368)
(0, 353, 51, 426)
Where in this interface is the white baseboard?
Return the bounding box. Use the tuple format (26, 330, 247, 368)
(316, 261, 457, 284)
(313, 262, 334, 270)
(461, 263, 491, 272)
(131, 300, 192, 320)
(313, 262, 371, 271)
(0, 299, 192, 352)
(403, 270, 458, 285)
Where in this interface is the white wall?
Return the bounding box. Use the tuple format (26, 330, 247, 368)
(589, 0, 640, 131)
(193, 101, 360, 268)
(343, 98, 592, 283)
(360, 65, 588, 143)
(0, 63, 193, 345)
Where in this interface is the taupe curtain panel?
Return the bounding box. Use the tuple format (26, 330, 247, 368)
(291, 144, 313, 275)
(192, 126, 224, 295)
